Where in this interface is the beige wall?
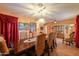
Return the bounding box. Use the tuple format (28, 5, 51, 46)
(45, 18, 75, 38)
(0, 9, 37, 23)
(48, 18, 74, 26)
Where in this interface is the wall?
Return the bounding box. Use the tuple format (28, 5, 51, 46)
(18, 16, 37, 23)
(49, 18, 74, 26)
(0, 9, 37, 23)
(45, 18, 74, 38)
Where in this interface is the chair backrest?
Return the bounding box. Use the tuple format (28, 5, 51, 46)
(0, 36, 9, 55)
(56, 32, 64, 39)
(70, 32, 74, 39)
(69, 32, 74, 41)
(0, 42, 2, 50)
(36, 34, 46, 56)
(48, 32, 56, 48)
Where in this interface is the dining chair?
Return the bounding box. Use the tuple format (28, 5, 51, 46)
(0, 36, 9, 56)
(56, 32, 64, 43)
(64, 32, 74, 46)
(49, 32, 57, 48)
(35, 33, 46, 56)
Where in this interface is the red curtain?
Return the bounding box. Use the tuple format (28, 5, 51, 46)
(0, 14, 19, 52)
(74, 15, 79, 48)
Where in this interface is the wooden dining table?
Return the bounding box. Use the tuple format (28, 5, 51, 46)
(15, 37, 37, 55)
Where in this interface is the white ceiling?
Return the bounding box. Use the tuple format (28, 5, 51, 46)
(0, 3, 79, 22)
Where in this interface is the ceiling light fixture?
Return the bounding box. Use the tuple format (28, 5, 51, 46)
(54, 20, 57, 23)
(54, 21, 57, 23)
(38, 18, 45, 24)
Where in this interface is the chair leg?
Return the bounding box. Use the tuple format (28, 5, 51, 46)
(41, 52, 45, 56)
(44, 48, 50, 56)
(69, 41, 71, 46)
(51, 46, 53, 52)
(48, 51, 50, 56)
(45, 49, 50, 56)
(53, 44, 55, 48)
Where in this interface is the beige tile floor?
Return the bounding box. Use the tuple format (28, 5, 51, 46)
(48, 38, 79, 56)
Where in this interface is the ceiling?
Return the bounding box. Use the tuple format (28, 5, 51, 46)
(0, 3, 79, 22)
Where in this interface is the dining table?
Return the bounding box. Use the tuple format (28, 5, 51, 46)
(15, 37, 37, 55)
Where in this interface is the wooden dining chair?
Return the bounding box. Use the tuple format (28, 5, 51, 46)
(43, 32, 57, 56)
(56, 32, 64, 43)
(49, 32, 57, 48)
(35, 33, 46, 56)
(0, 36, 9, 56)
(64, 32, 74, 46)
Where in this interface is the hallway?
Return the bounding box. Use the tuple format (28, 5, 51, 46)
(52, 44, 79, 56)
(46, 39, 79, 56)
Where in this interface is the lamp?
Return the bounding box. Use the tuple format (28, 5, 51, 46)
(54, 20, 57, 23)
(38, 18, 45, 23)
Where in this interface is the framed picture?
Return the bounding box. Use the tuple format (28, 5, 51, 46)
(19, 22, 29, 30)
(30, 22, 36, 32)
